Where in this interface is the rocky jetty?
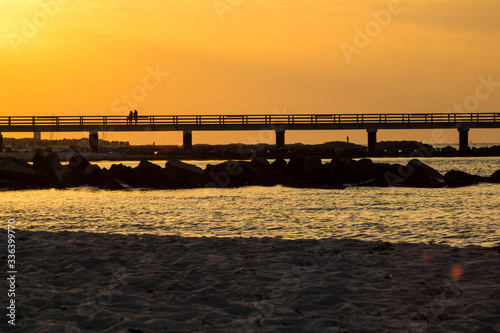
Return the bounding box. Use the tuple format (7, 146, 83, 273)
(1, 149, 499, 191)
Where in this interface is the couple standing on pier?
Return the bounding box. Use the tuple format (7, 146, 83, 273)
(128, 110, 138, 125)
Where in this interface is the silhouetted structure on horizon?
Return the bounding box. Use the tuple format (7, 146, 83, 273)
(0, 113, 499, 154)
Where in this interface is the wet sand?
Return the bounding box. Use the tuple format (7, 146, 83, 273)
(1, 230, 499, 332)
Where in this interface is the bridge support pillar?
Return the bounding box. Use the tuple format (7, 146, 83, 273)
(367, 128, 378, 155)
(276, 130, 285, 148)
(0, 133, 3, 152)
(183, 130, 192, 150)
(89, 130, 99, 152)
(458, 128, 469, 152)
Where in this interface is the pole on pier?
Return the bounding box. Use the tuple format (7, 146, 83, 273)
(0, 133, 3, 152)
(276, 130, 285, 148)
(458, 128, 469, 152)
(367, 128, 378, 155)
(183, 130, 193, 150)
(89, 130, 99, 152)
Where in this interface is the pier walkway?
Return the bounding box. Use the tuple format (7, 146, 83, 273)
(1, 113, 499, 153)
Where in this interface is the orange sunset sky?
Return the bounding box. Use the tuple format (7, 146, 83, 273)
(1, 0, 499, 146)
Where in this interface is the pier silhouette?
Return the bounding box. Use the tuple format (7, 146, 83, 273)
(0, 113, 499, 153)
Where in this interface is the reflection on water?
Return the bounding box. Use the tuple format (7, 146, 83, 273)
(2, 182, 499, 247)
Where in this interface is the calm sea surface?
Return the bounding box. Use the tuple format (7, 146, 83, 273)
(2, 157, 500, 247)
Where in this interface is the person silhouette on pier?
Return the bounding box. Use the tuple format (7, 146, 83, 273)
(134, 110, 138, 124)
(347, 136, 349, 143)
(128, 111, 133, 125)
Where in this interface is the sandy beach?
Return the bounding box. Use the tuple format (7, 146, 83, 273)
(1, 230, 499, 332)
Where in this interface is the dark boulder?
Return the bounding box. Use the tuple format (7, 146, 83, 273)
(358, 177, 392, 187)
(144, 168, 188, 189)
(238, 162, 261, 186)
(253, 169, 283, 186)
(32, 149, 49, 171)
(206, 161, 242, 188)
(0, 179, 30, 190)
(63, 154, 94, 186)
(109, 164, 136, 186)
(68, 154, 90, 171)
(282, 156, 323, 184)
(133, 160, 162, 187)
(46, 152, 61, 170)
(83, 164, 104, 187)
(347, 159, 378, 183)
(330, 156, 356, 167)
(250, 157, 270, 170)
(444, 170, 486, 187)
(0, 157, 49, 188)
(319, 163, 350, 186)
(101, 178, 132, 190)
(205, 161, 259, 188)
(166, 160, 204, 176)
(50, 155, 103, 187)
(399, 159, 444, 188)
(42, 153, 91, 188)
(270, 158, 287, 170)
(360, 161, 444, 188)
(370, 160, 444, 188)
(490, 169, 500, 183)
(287, 155, 322, 170)
(321, 158, 378, 185)
(281, 176, 312, 189)
(144, 160, 206, 189)
(184, 173, 220, 188)
(407, 159, 444, 182)
(372, 163, 396, 178)
(358, 163, 402, 187)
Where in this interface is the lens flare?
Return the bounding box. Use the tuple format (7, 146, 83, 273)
(421, 252, 432, 263)
(450, 264, 464, 281)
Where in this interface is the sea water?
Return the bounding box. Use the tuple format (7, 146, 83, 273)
(2, 157, 499, 247)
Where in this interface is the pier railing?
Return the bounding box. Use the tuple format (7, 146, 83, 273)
(0, 113, 499, 127)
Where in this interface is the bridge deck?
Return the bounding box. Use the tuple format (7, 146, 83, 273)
(0, 113, 499, 132)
